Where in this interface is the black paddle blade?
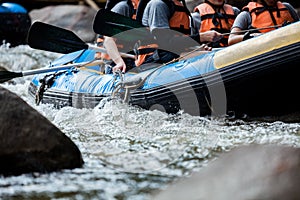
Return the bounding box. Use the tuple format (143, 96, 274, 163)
(93, 9, 152, 42)
(0, 71, 22, 83)
(27, 21, 89, 54)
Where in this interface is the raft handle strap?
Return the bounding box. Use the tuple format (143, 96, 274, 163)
(112, 44, 207, 102)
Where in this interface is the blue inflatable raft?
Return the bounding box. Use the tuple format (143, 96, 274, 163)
(28, 21, 300, 118)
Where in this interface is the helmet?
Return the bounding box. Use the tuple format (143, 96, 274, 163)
(0, 2, 27, 13)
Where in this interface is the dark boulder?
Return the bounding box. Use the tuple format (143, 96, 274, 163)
(0, 86, 83, 176)
(155, 144, 300, 200)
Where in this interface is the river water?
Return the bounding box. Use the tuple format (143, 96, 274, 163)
(1, 44, 300, 199)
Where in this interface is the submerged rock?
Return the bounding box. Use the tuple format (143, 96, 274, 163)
(155, 144, 300, 200)
(0, 86, 83, 176)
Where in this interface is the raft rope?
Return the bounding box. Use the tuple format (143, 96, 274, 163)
(111, 44, 207, 102)
(221, 24, 283, 36)
(35, 59, 104, 105)
(35, 70, 66, 105)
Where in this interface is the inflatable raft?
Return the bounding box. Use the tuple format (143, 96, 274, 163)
(28, 21, 300, 118)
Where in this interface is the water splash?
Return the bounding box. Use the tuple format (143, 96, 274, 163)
(1, 45, 300, 200)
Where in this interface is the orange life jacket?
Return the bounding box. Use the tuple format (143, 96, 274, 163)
(135, 0, 191, 66)
(243, 1, 295, 33)
(194, 2, 236, 46)
(169, 0, 191, 35)
(134, 43, 159, 67)
(131, 0, 139, 19)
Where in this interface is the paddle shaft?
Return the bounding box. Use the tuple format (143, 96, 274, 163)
(0, 60, 105, 83)
(87, 44, 135, 59)
(22, 60, 104, 76)
(221, 24, 282, 36)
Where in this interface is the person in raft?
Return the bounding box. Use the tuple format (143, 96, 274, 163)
(192, 0, 240, 47)
(94, 0, 139, 74)
(98, 0, 213, 73)
(228, 0, 299, 45)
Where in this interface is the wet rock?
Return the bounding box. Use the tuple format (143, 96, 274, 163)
(29, 5, 97, 42)
(0, 86, 84, 176)
(155, 144, 300, 200)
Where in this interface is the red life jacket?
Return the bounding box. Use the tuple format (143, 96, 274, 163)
(243, 1, 295, 33)
(135, 0, 191, 66)
(194, 2, 236, 46)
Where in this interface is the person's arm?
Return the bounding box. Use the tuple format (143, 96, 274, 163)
(103, 36, 127, 73)
(228, 27, 244, 45)
(191, 11, 223, 44)
(233, 6, 240, 16)
(228, 11, 251, 45)
(110, 0, 134, 18)
(191, 12, 201, 35)
(199, 31, 223, 43)
(143, 0, 210, 53)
